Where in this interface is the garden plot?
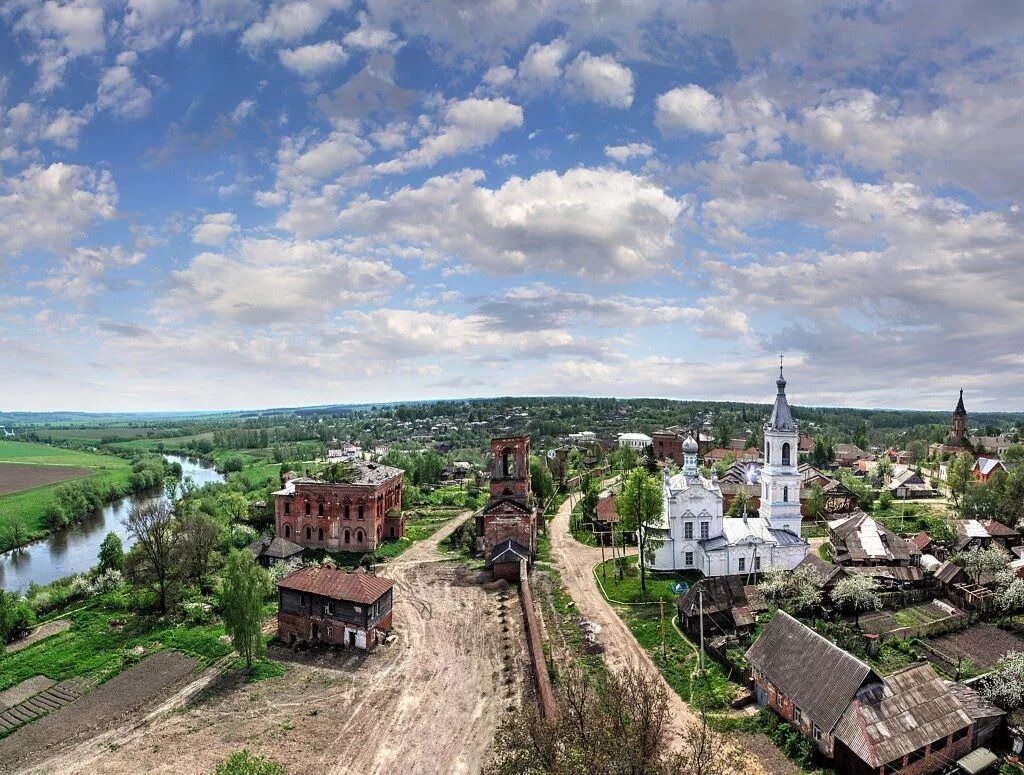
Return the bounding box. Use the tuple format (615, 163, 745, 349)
(0, 463, 92, 496)
(858, 601, 953, 635)
(927, 624, 1024, 673)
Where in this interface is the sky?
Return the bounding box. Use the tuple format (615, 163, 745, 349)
(2, 1, 1024, 413)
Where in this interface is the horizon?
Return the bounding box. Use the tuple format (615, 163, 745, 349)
(3, 4, 1024, 413)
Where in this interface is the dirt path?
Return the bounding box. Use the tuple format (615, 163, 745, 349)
(6, 617, 71, 654)
(548, 496, 778, 775)
(24, 510, 522, 775)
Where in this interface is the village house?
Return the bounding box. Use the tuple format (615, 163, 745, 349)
(676, 576, 768, 640)
(746, 612, 1004, 775)
(888, 465, 937, 499)
(617, 432, 653, 452)
(277, 565, 394, 651)
(248, 535, 305, 568)
(834, 443, 870, 467)
(973, 457, 1007, 483)
(474, 435, 538, 580)
(273, 460, 405, 553)
(591, 492, 619, 545)
(795, 552, 848, 597)
(647, 368, 808, 576)
(827, 511, 921, 567)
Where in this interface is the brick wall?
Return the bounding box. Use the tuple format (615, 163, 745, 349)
(519, 563, 557, 720)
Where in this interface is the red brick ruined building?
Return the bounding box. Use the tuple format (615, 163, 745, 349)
(274, 461, 404, 554)
(475, 436, 538, 580)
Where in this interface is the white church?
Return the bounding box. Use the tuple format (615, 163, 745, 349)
(646, 366, 809, 577)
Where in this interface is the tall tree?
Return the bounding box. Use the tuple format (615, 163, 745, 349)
(806, 483, 827, 520)
(757, 565, 823, 617)
(222, 549, 272, 670)
(959, 545, 1010, 583)
(123, 500, 178, 613)
(177, 511, 223, 580)
(530, 456, 555, 508)
(617, 469, 664, 596)
(97, 532, 125, 573)
(946, 452, 975, 511)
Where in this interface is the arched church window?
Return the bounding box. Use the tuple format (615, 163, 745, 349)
(782, 443, 791, 466)
(502, 447, 516, 478)
(766, 444, 771, 464)
(284, 500, 290, 516)
(305, 500, 311, 516)
(284, 524, 291, 538)
(783, 486, 789, 502)
(305, 526, 312, 540)
(318, 527, 324, 541)
(344, 529, 351, 544)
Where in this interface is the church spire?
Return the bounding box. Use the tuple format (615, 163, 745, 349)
(768, 358, 795, 432)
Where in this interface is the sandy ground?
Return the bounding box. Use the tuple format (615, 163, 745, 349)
(19, 511, 523, 775)
(548, 494, 786, 775)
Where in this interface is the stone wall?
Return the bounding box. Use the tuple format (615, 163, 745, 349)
(519, 561, 557, 720)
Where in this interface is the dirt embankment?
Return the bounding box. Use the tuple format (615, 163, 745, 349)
(21, 511, 525, 775)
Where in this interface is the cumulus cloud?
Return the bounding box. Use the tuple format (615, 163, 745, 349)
(242, 0, 350, 48)
(7, 0, 107, 90)
(0, 163, 117, 255)
(96, 54, 152, 119)
(517, 38, 569, 88)
(656, 84, 723, 134)
(341, 167, 683, 279)
(604, 143, 655, 163)
(164, 238, 404, 324)
(565, 52, 634, 108)
(39, 245, 144, 300)
(376, 97, 523, 174)
(192, 212, 238, 246)
(279, 41, 348, 76)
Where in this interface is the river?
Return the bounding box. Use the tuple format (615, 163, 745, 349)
(0, 455, 225, 594)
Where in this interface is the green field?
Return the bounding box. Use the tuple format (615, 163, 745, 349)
(105, 432, 215, 453)
(0, 441, 133, 544)
(26, 427, 182, 443)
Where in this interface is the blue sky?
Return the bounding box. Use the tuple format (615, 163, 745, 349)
(2, 1, 1024, 412)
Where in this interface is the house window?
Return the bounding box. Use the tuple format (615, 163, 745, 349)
(326, 626, 333, 639)
(738, 557, 746, 572)
(685, 552, 694, 566)
(284, 500, 290, 515)
(358, 504, 364, 520)
(324, 602, 333, 616)
(793, 706, 802, 724)
(305, 526, 311, 540)
(700, 522, 709, 540)
(812, 723, 821, 741)
(684, 522, 694, 539)
(782, 442, 791, 466)
(755, 556, 762, 571)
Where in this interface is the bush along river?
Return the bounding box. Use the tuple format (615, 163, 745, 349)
(0, 455, 225, 594)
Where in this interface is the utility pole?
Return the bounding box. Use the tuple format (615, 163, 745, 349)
(698, 585, 705, 673)
(660, 598, 666, 660)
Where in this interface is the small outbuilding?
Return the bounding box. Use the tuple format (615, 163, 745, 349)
(277, 565, 394, 651)
(249, 536, 305, 568)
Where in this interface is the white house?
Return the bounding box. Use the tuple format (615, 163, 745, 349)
(647, 367, 808, 577)
(618, 432, 653, 451)
(568, 431, 597, 444)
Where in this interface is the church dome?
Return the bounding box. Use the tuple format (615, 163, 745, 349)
(682, 435, 699, 454)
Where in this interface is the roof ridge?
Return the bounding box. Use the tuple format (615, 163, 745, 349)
(774, 611, 872, 673)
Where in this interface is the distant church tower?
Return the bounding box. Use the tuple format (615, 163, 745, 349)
(952, 389, 967, 443)
(761, 363, 801, 536)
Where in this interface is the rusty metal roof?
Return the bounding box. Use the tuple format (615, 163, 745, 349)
(278, 566, 393, 604)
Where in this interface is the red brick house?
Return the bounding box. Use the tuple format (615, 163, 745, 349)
(273, 460, 404, 554)
(475, 436, 538, 580)
(277, 565, 394, 651)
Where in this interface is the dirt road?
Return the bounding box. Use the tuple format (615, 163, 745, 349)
(22, 512, 523, 775)
(549, 496, 779, 775)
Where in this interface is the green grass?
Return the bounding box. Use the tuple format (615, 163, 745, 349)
(232, 655, 286, 683)
(104, 433, 216, 452)
(0, 440, 129, 468)
(228, 462, 282, 490)
(0, 594, 231, 694)
(594, 557, 698, 603)
(892, 603, 945, 628)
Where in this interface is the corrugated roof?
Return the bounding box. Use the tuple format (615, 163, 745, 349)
(278, 566, 393, 604)
(745, 611, 877, 734)
(834, 663, 972, 768)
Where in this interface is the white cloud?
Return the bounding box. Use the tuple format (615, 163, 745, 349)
(604, 142, 654, 163)
(343, 11, 401, 51)
(278, 41, 348, 76)
(39, 245, 144, 300)
(230, 98, 256, 124)
(482, 65, 515, 88)
(192, 212, 238, 246)
(165, 238, 404, 324)
(517, 37, 569, 88)
(124, 0, 192, 50)
(96, 60, 153, 119)
(242, 0, 350, 48)
(0, 163, 117, 255)
(376, 97, 523, 174)
(565, 52, 634, 108)
(341, 167, 683, 279)
(656, 84, 723, 134)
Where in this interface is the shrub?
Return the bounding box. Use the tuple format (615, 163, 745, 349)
(0, 590, 35, 643)
(215, 750, 286, 775)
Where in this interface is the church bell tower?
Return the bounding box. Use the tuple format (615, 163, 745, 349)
(761, 362, 801, 536)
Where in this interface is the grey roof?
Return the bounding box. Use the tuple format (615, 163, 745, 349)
(795, 552, 847, 588)
(745, 611, 878, 734)
(833, 663, 973, 768)
(489, 538, 530, 564)
(935, 560, 966, 585)
(827, 511, 919, 564)
(767, 366, 796, 432)
(249, 536, 305, 559)
(768, 528, 805, 546)
(677, 576, 768, 620)
(948, 681, 1005, 721)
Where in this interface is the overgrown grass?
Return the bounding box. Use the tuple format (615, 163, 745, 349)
(594, 557, 698, 603)
(232, 656, 286, 683)
(0, 592, 230, 693)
